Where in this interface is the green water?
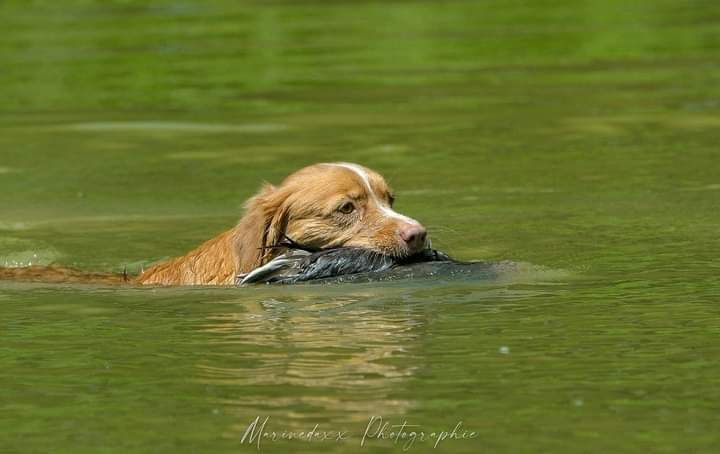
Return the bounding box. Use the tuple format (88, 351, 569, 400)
(2, 0, 719, 452)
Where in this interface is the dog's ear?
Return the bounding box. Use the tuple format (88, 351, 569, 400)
(235, 183, 290, 271)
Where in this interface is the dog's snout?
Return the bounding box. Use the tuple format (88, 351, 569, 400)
(399, 223, 427, 252)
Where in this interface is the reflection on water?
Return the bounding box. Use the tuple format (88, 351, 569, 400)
(202, 302, 418, 388)
(194, 271, 561, 440)
(200, 294, 420, 434)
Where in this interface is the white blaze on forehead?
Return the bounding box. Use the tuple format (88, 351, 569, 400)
(327, 162, 420, 225)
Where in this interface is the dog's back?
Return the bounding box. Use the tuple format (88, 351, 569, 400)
(0, 265, 129, 285)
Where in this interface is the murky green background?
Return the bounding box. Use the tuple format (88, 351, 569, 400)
(1, 0, 719, 452)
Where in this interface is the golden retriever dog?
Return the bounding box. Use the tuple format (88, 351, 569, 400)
(0, 163, 427, 286)
(136, 162, 428, 285)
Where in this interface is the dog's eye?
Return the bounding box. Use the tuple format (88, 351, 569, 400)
(338, 201, 355, 214)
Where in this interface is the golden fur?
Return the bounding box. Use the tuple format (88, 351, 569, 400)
(138, 163, 427, 285)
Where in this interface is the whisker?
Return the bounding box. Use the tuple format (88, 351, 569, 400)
(423, 224, 460, 234)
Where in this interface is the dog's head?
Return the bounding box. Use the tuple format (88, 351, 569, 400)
(237, 162, 428, 268)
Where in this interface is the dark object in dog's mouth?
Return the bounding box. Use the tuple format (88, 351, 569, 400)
(236, 247, 469, 285)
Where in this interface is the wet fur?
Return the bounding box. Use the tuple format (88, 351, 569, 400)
(137, 183, 286, 285)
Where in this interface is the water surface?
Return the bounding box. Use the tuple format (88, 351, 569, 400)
(1, 0, 719, 452)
